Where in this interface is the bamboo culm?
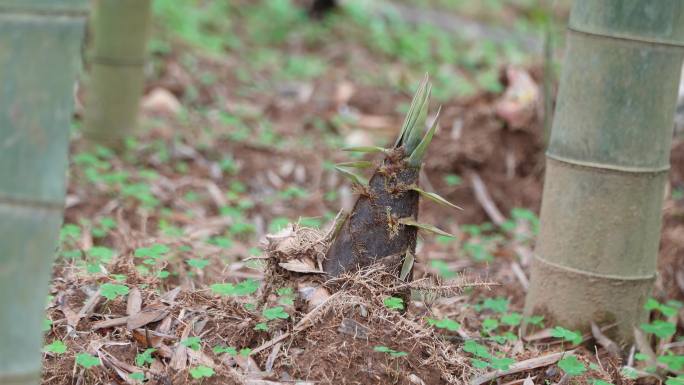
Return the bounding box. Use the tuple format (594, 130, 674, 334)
(0, 1, 88, 384)
(83, 0, 152, 149)
(524, 0, 684, 345)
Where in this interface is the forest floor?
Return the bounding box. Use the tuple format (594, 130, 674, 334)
(42, 1, 684, 384)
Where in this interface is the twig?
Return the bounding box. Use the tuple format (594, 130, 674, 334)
(471, 350, 574, 385)
(469, 173, 505, 226)
(590, 322, 621, 358)
(264, 342, 282, 373)
(78, 289, 102, 317)
(510, 261, 529, 291)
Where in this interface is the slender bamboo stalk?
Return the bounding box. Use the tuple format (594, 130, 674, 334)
(524, 0, 684, 344)
(83, 0, 152, 149)
(0, 1, 87, 384)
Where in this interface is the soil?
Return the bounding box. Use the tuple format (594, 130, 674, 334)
(40, 3, 684, 384)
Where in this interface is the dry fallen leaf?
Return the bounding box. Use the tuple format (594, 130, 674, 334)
(127, 305, 168, 330)
(126, 288, 142, 315)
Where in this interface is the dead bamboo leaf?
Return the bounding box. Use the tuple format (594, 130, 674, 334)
(398, 217, 455, 237)
(161, 286, 182, 304)
(126, 288, 142, 316)
(264, 342, 282, 373)
(278, 260, 324, 274)
(59, 303, 82, 329)
(337, 318, 370, 340)
(523, 328, 553, 342)
(471, 350, 574, 385)
(235, 354, 263, 376)
(79, 290, 102, 317)
(591, 322, 621, 357)
(91, 317, 128, 330)
(127, 306, 168, 330)
(170, 322, 192, 371)
(633, 327, 657, 367)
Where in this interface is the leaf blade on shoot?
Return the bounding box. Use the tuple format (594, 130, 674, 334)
(403, 83, 432, 154)
(341, 146, 388, 154)
(409, 185, 462, 210)
(335, 161, 374, 169)
(395, 74, 430, 149)
(400, 251, 414, 281)
(398, 217, 455, 237)
(408, 107, 441, 167)
(335, 166, 368, 186)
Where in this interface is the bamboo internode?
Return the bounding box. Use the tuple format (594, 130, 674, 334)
(0, 1, 87, 384)
(524, 0, 684, 344)
(83, 0, 152, 149)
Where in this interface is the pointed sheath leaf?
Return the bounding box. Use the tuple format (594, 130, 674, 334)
(404, 83, 431, 155)
(409, 186, 462, 210)
(335, 161, 374, 169)
(398, 217, 455, 237)
(335, 166, 368, 186)
(341, 146, 388, 154)
(408, 107, 441, 167)
(395, 74, 430, 148)
(400, 251, 415, 281)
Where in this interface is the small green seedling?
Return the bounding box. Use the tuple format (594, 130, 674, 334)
(181, 337, 202, 351)
(489, 357, 515, 370)
(463, 340, 490, 359)
(641, 320, 676, 339)
(525, 315, 545, 327)
(210, 279, 259, 296)
(276, 287, 295, 305)
(187, 258, 209, 270)
(558, 355, 586, 376)
(645, 298, 681, 317)
(44, 340, 67, 355)
(254, 322, 269, 331)
(263, 306, 289, 320)
(88, 246, 116, 263)
(213, 345, 238, 356)
(550, 326, 582, 345)
(189, 365, 215, 379)
(426, 318, 461, 331)
(374, 345, 408, 358)
(482, 297, 509, 313)
(76, 353, 101, 369)
(658, 353, 684, 371)
(130, 372, 145, 381)
(481, 318, 499, 333)
(207, 236, 233, 249)
(43, 318, 53, 332)
(100, 283, 130, 301)
(383, 296, 404, 311)
(135, 348, 156, 367)
(501, 313, 523, 327)
(443, 174, 462, 186)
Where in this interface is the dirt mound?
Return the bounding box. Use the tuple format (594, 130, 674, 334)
(426, 98, 545, 226)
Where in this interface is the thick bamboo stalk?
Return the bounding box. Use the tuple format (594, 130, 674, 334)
(83, 0, 152, 149)
(524, 0, 684, 345)
(0, 1, 87, 384)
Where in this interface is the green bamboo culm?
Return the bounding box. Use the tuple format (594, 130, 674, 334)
(83, 0, 152, 149)
(0, 1, 87, 385)
(524, 0, 684, 345)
